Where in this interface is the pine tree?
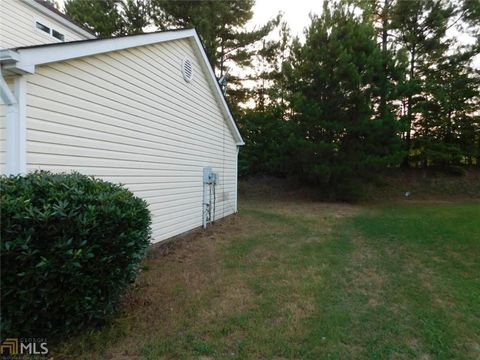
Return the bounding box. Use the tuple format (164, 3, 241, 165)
(237, 21, 294, 176)
(286, 1, 403, 198)
(416, 48, 480, 167)
(391, 0, 455, 166)
(150, 0, 278, 78)
(121, 0, 150, 34)
(64, 0, 149, 37)
(248, 21, 292, 114)
(358, 0, 407, 123)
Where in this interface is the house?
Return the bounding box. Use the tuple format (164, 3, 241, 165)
(0, 0, 96, 48)
(0, 0, 244, 242)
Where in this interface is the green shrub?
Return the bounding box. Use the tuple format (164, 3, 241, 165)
(1, 171, 151, 339)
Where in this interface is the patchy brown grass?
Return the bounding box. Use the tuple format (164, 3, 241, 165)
(55, 217, 229, 358)
(55, 201, 356, 359)
(55, 207, 295, 358)
(55, 200, 479, 359)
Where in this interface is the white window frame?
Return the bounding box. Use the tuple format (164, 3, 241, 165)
(34, 20, 65, 42)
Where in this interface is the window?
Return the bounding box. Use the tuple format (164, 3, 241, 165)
(35, 21, 65, 42)
(36, 21, 50, 34)
(52, 29, 65, 42)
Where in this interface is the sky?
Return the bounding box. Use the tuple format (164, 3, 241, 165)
(57, 0, 325, 39)
(248, 0, 479, 68)
(248, 0, 325, 39)
(56, 0, 478, 68)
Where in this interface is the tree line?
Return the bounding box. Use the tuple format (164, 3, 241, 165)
(64, 0, 480, 198)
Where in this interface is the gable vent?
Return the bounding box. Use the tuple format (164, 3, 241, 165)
(182, 57, 193, 83)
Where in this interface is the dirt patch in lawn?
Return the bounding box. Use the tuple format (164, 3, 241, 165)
(349, 234, 387, 308)
(125, 213, 257, 315)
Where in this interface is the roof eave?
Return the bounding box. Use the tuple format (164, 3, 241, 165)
(27, 0, 96, 39)
(2, 29, 244, 145)
(190, 30, 244, 146)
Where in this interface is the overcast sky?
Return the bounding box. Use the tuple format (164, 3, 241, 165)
(248, 0, 479, 68)
(248, 0, 324, 39)
(57, 0, 478, 68)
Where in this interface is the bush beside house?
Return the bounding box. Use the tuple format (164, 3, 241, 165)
(0, 171, 151, 339)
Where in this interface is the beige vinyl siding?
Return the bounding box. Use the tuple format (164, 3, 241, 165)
(0, 0, 88, 49)
(25, 38, 238, 242)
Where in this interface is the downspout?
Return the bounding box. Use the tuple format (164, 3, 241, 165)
(234, 145, 239, 213)
(1, 73, 27, 175)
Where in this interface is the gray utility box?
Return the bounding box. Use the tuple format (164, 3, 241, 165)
(203, 167, 218, 228)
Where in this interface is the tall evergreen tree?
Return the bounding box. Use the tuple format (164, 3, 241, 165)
(237, 22, 294, 176)
(121, 0, 150, 34)
(286, 1, 402, 198)
(150, 0, 278, 78)
(64, 0, 149, 37)
(150, 0, 280, 114)
(415, 48, 480, 167)
(391, 0, 455, 166)
(248, 21, 292, 114)
(358, 0, 407, 122)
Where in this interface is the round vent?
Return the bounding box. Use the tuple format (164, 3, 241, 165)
(182, 57, 193, 82)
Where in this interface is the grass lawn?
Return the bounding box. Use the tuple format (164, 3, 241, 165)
(57, 200, 480, 359)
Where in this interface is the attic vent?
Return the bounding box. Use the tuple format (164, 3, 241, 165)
(182, 58, 193, 83)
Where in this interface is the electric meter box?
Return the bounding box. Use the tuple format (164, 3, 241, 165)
(203, 167, 217, 185)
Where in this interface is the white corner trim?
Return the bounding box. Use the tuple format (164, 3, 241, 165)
(5, 76, 27, 175)
(24, 0, 96, 39)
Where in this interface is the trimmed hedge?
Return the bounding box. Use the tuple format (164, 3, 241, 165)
(1, 171, 151, 338)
